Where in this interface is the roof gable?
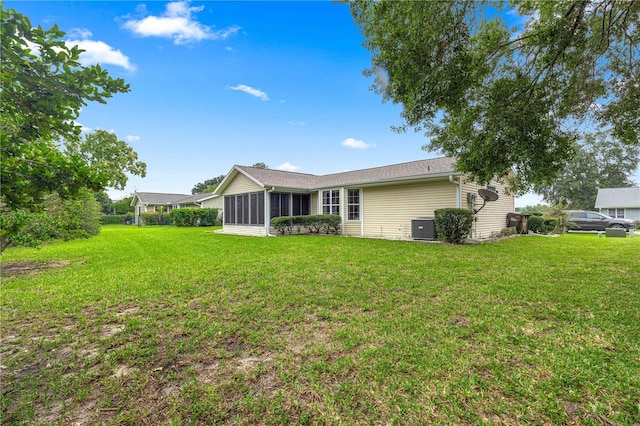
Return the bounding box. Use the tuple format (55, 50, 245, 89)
(595, 187, 640, 208)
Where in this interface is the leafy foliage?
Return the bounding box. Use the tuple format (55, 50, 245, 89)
(270, 215, 341, 235)
(100, 215, 130, 225)
(434, 208, 473, 243)
(112, 196, 134, 215)
(192, 175, 226, 195)
(0, 8, 130, 209)
(65, 130, 147, 191)
(1, 188, 102, 250)
(534, 132, 639, 209)
(139, 212, 172, 226)
(347, 0, 639, 193)
(169, 208, 219, 227)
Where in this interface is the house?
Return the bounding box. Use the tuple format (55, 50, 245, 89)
(595, 187, 640, 220)
(213, 157, 515, 239)
(131, 192, 222, 224)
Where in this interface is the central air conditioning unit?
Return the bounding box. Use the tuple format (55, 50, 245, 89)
(411, 217, 437, 240)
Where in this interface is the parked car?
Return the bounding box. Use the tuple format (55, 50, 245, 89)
(565, 210, 636, 231)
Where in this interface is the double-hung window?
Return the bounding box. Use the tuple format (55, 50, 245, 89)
(347, 189, 360, 220)
(322, 190, 340, 215)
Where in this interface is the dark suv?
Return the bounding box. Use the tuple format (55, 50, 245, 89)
(565, 210, 636, 232)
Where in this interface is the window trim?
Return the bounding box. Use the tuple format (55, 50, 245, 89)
(322, 189, 340, 215)
(347, 188, 360, 221)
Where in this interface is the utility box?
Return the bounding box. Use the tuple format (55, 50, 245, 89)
(605, 228, 626, 238)
(412, 218, 437, 241)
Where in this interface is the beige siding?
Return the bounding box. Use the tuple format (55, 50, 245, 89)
(342, 188, 362, 236)
(222, 225, 268, 236)
(222, 173, 262, 195)
(461, 178, 515, 239)
(362, 179, 457, 239)
(311, 193, 318, 216)
(201, 197, 223, 209)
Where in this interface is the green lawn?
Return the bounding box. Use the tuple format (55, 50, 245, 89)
(1, 226, 639, 425)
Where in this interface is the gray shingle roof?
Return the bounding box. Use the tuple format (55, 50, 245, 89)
(595, 187, 640, 208)
(134, 192, 193, 205)
(235, 157, 458, 190)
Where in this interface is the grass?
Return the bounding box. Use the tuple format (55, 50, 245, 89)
(1, 225, 639, 425)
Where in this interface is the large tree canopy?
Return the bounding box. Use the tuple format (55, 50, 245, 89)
(347, 0, 639, 193)
(65, 130, 147, 191)
(534, 132, 639, 209)
(0, 8, 130, 208)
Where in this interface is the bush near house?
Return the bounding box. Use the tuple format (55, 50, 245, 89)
(169, 208, 219, 227)
(139, 212, 171, 226)
(271, 214, 341, 235)
(434, 208, 473, 244)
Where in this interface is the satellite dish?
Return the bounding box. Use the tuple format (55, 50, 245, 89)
(474, 188, 499, 214)
(478, 188, 499, 202)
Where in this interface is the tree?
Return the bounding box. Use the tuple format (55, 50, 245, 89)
(252, 162, 268, 169)
(534, 132, 639, 209)
(94, 192, 113, 215)
(192, 174, 226, 194)
(0, 8, 130, 209)
(65, 130, 147, 191)
(346, 1, 639, 193)
(112, 196, 134, 215)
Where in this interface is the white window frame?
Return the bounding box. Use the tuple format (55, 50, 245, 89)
(322, 189, 340, 215)
(347, 189, 360, 221)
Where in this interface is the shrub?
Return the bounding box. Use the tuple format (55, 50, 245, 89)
(527, 215, 545, 233)
(101, 215, 128, 225)
(542, 218, 559, 234)
(199, 208, 219, 226)
(434, 208, 473, 244)
(169, 208, 219, 227)
(270, 214, 341, 235)
(140, 212, 172, 226)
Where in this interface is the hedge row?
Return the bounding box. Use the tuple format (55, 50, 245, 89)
(270, 214, 341, 235)
(100, 215, 131, 225)
(169, 208, 219, 227)
(139, 209, 219, 226)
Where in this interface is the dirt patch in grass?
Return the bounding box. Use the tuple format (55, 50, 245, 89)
(1, 260, 70, 278)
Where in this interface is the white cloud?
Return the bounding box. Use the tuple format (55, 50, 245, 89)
(288, 121, 306, 126)
(126, 135, 141, 142)
(123, 1, 240, 45)
(228, 84, 269, 101)
(65, 28, 135, 71)
(277, 162, 301, 172)
(341, 137, 375, 150)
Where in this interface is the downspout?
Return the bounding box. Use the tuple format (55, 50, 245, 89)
(449, 175, 461, 208)
(265, 187, 276, 236)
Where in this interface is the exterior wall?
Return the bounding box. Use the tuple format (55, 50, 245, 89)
(625, 208, 640, 221)
(201, 197, 223, 209)
(222, 224, 268, 236)
(460, 178, 515, 239)
(223, 173, 262, 195)
(342, 187, 362, 236)
(311, 193, 318, 216)
(362, 179, 457, 239)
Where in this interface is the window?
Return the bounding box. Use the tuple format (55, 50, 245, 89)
(292, 193, 310, 216)
(270, 193, 290, 218)
(608, 208, 624, 218)
(224, 192, 265, 225)
(322, 190, 340, 215)
(347, 189, 360, 220)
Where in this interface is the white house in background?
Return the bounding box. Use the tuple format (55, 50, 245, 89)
(595, 187, 640, 220)
(130, 192, 222, 224)
(213, 157, 515, 239)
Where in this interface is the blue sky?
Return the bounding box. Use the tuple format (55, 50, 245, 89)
(11, 0, 560, 206)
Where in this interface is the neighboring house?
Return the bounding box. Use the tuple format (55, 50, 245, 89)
(131, 192, 222, 224)
(595, 187, 640, 221)
(213, 157, 515, 239)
